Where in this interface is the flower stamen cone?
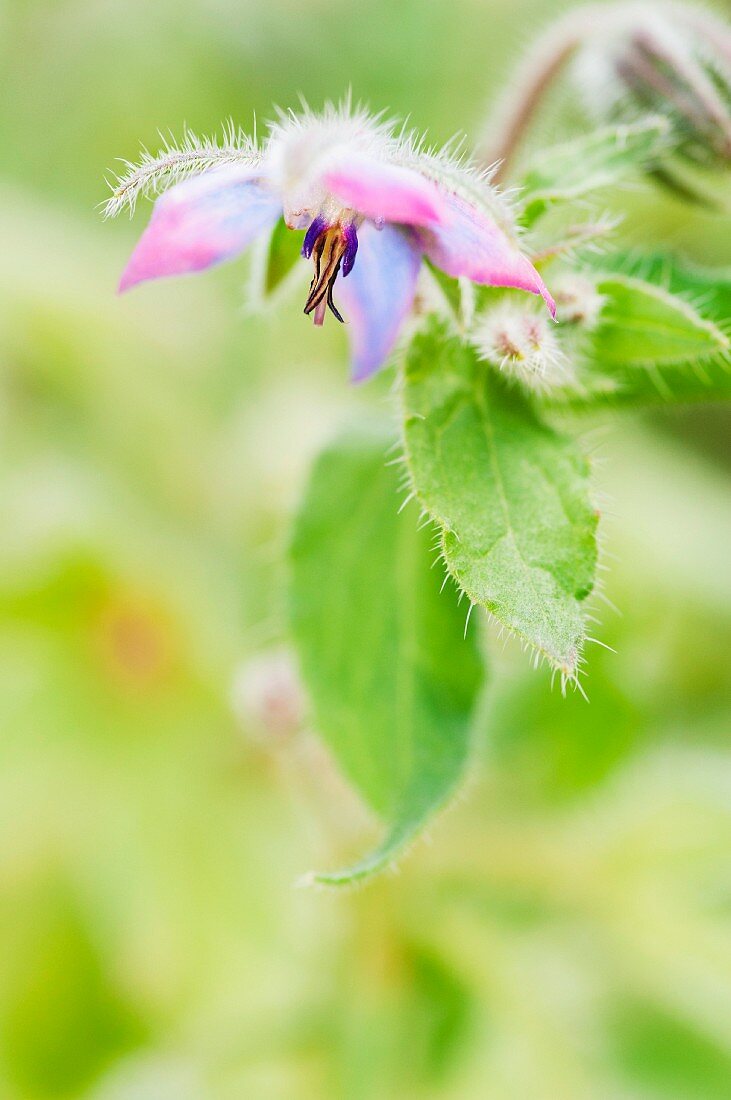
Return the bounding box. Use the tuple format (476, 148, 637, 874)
(302, 221, 358, 325)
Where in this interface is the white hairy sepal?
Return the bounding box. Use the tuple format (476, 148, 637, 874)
(265, 101, 395, 227)
(393, 130, 520, 238)
(106, 99, 523, 245)
(265, 102, 521, 238)
(104, 123, 262, 218)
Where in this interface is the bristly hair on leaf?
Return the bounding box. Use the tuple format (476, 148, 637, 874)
(103, 121, 262, 219)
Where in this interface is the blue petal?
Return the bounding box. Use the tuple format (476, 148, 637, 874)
(336, 223, 422, 382)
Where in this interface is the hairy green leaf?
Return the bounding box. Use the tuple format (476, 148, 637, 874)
(586, 251, 731, 327)
(401, 321, 598, 676)
(561, 265, 731, 407)
(289, 422, 484, 887)
(620, 256, 731, 323)
(592, 275, 728, 366)
(519, 117, 671, 225)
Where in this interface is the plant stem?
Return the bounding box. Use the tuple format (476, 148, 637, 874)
(477, 6, 601, 181)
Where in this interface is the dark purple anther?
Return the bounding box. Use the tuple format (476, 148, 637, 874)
(302, 215, 328, 259)
(342, 224, 359, 277)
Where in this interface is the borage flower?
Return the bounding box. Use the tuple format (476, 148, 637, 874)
(109, 105, 555, 381)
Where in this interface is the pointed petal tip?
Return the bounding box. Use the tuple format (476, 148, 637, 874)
(117, 266, 141, 294)
(517, 267, 556, 319)
(418, 190, 559, 317)
(349, 359, 379, 384)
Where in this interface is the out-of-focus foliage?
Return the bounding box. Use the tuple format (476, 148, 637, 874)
(0, 0, 730, 1097)
(289, 422, 484, 886)
(518, 116, 672, 224)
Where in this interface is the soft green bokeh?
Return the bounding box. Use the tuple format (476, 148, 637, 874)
(0, 0, 730, 1096)
(290, 422, 484, 885)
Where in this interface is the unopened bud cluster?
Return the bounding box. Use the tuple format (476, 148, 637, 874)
(572, 2, 731, 171)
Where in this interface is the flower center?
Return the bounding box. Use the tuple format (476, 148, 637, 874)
(302, 218, 358, 326)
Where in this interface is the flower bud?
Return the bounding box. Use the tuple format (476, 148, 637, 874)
(472, 304, 572, 392)
(572, 2, 731, 173)
(552, 274, 605, 328)
(231, 647, 305, 742)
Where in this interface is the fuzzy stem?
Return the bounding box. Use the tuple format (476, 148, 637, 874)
(477, 5, 606, 181)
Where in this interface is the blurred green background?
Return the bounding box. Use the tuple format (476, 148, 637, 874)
(1, 0, 731, 1096)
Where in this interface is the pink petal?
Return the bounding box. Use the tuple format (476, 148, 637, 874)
(322, 154, 448, 228)
(336, 223, 422, 382)
(119, 166, 281, 291)
(420, 193, 556, 317)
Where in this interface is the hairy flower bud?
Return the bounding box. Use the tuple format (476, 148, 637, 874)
(481, 1, 731, 192)
(552, 274, 605, 327)
(572, 2, 731, 174)
(472, 305, 571, 392)
(232, 648, 305, 742)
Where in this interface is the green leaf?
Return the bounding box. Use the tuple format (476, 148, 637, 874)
(424, 260, 463, 319)
(265, 220, 303, 295)
(289, 421, 484, 887)
(588, 252, 731, 327)
(592, 275, 728, 366)
(249, 218, 303, 301)
(519, 117, 671, 225)
(560, 266, 731, 407)
(401, 320, 598, 677)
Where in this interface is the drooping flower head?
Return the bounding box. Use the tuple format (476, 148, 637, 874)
(108, 103, 555, 380)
